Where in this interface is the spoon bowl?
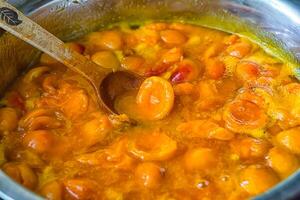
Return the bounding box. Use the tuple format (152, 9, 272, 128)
(100, 71, 144, 113)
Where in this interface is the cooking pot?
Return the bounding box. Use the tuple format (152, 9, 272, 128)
(1, 0, 300, 199)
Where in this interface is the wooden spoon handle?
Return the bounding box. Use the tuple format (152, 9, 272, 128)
(0, 1, 113, 112)
(0, 1, 108, 85)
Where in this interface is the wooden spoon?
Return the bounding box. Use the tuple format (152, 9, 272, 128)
(0, 1, 141, 114)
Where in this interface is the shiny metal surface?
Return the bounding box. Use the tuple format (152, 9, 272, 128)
(1, 0, 300, 199)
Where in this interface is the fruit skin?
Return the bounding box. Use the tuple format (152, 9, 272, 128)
(239, 165, 279, 195)
(276, 127, 300, 154)
(136, 76, 174, 120)
(135, 162, 163, 188)
(267, 147, 299, 178)
(128, 132, 177, 161)
(183, 148, 217, 172)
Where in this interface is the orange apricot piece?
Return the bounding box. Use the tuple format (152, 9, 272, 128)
(205, 58, 226, 79)
(77, 138, 135, 171)
(128, 132, 177, 161)
(267, 147, 299, 178)
(64, 179, 100, 200)
(2, 162, 37, 189)
(223, 99, 268, 136)
(79, 113, 112, 148)
(0, 107, 19, 132)
(161, 47, 183, 64)
(136, 76, 174, 120)
(39, 181, 63, 200)
(135, 162, 163, 188)
(230, 137, 270, 159)
(227, 42, 252, 58)
(183, 148, 217, 172)
(170, 59, 201, 83)
(239, 165, 279, 195)
(236, 61, 260, 82)
(276, 127, 300, 154)
(23, 130, 55, 154)
(60, 89, 89, 120)
(91, 51, 120, 70)
(160, 29, 187, 45)
(223, 34, 239, 45)
(177, 120, 234, 141)
(173, 82, 195, 96)
(121, 56, 145, 72)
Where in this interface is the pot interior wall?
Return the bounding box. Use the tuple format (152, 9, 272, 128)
(0, 1, 300, 200)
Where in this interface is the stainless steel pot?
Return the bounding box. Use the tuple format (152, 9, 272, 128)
(1, 0, 300, 199)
